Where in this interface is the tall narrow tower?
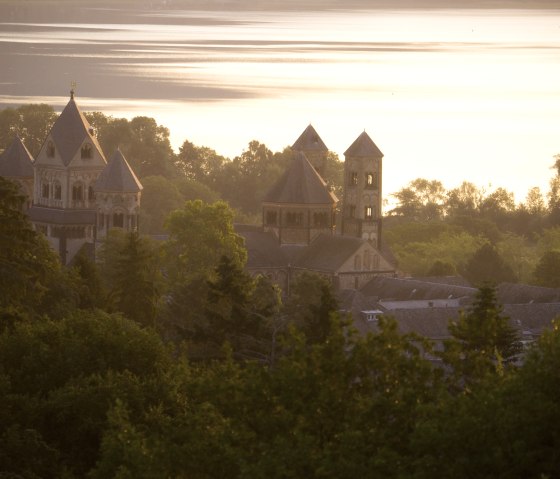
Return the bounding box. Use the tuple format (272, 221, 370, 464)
(291, 124, 328, 178)
(341, 131, 383, 247)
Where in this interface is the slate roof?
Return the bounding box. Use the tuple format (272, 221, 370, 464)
(344, 131, 384, 158)
(294, 233, 369, 272)
(0, 136, 34, 178)
(353, 303, 560, 341)
(497, 282, 560, 304)
(263, 152, 337, 205)
(292, 124, 328, 152)
(237, 228, 288, 269)
(360, 276, 477, 302)
(28, 206, 96, 225)
(48, 97, 105, 166)
(95, 149, 142, 193)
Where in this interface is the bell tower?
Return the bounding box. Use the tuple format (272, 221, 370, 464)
(341, 131, 383, 247)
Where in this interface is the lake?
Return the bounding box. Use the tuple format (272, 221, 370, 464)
(1, 1, 560, 201)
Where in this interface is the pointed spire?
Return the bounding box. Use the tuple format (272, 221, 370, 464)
(264, 151, 337, 205)
(344, 131, 383, 158)
(47, 94, 105, 166)
(292, 124, 328, 152)
(94, 149, 142, 193)
(0, 136, 34, 178)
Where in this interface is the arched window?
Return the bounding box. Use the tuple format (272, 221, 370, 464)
(72, 183, 83, 201)
(113, 212, 124, 228)
(53, 182, 62, 200)
(41, 182, 49, 199)
(88, 186, 95, 201)
(47, 141, 55, 158)
(81, 143, 93, 159)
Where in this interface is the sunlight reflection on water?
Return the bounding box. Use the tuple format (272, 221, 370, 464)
(1, 7, 560, 200)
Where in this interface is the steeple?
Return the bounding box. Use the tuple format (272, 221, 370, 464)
(263, 151, 337, 245)
(341, 131, 384, 247)
(291, 124, 329, 178)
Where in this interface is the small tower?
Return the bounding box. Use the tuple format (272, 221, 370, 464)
(29, 90, 107, 264)
(263, 151, 337, 245)
(341, 131, 383, 247)
(94, 149, 143, 239)
(291, 124, 329, 178)
(0, 136, 35, 210)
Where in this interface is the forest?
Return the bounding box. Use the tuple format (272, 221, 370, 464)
(1, 104, 560, 477)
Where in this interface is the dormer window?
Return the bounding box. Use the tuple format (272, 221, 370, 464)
(81, 143, 93, 159)
(47, 141, 55, 158)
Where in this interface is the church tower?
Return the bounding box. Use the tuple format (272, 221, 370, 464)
(262, 151, 337, 245)
(95, 148, 143, 239)
(291, 124, 328, 178)
(341, 131, 383, 247)
(29, 90, 107, 264)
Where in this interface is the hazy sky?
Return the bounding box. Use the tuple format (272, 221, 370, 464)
(1, 0, 560, 205)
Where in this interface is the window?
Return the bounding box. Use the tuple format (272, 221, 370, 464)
(350, 172, 358, 186)
(266, 211, 277, 225)
(54, 182, 61, 200)
(72, 184, 83, 201)
(365, 206, 373, 219)
(313, 212, 329, 227)
(41, 182, 49, 199)
(348, 205, 356, 218)
(354, 255, 362, 270)
(364, 249, 371, 269)
(113, 212, 124, 228)
(286, 212, 303, 226)
(47, 141, 55, 158)
(88, 186, 95, 201)
(81, 143, 93, 159)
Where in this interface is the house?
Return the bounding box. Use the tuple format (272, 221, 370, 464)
(0, 136, 35, 210)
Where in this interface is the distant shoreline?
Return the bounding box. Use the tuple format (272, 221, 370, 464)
(0, 0, 559, 10)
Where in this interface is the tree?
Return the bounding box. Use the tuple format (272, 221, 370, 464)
(533, 250, 560, 288)
(390, 178, 446, 220)
(70, 247, 107, 310)
(284, 272, 340, 345)
(441, 285, 521, 388)
(0, 104, 57, 156)
(112, 232, 162, 327)
(164, 200, 247, 282)
(445, 181, 485, 217)
(175, 139, 226, 187)
(0, 177, 62, 321)
(462, 243, 517, 285)
(138, 175, 184, 234)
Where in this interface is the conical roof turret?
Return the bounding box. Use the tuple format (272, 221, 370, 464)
(264, 151, 337, 205)
(292, 124, 328, 153)
(344, 131, 383, 158)
(46, 93, 105, 166)
(0, 136, 34, 177)
(95, 149, 142, 193)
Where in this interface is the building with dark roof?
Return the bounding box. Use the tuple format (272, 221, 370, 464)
(23, 90, 142, 264)
(238, 125, 396, 293)
(0, 136, 35, 209)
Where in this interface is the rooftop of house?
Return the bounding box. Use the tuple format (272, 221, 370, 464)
(344, 131, 384, 158)
(292, 124, 328, 153)
(95, 149, 143, 193)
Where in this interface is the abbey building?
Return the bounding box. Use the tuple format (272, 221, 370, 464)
(0, 91, 142, 264)
(0, 93, 394, 289)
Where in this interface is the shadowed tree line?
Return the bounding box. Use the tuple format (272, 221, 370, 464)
(1, 174, 560, 478)
(385, 160, 560, 286)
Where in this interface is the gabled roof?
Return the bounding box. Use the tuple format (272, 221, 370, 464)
(294, 233, 368, 272)
(95, 149, 142, 193)
(360, 276, 476, 302)
(263, 152, 337, 205)
(292, 124, 328, 152)
(48, 97, 105, 166)
(344, 131, 383, 158)
(0, 136, 34, 178)
(236, 227, 289, 269)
